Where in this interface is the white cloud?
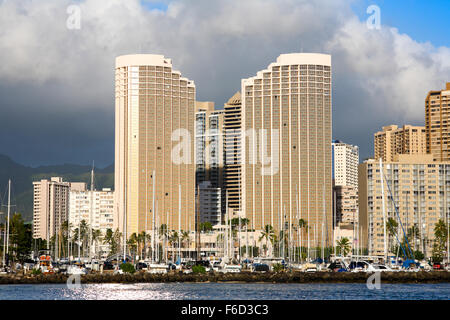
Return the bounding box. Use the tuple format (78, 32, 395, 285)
(326, 16, 450, 121)
(0, 0, 449, 164)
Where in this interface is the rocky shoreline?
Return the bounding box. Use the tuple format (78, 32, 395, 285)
(0, 271, 449, 285)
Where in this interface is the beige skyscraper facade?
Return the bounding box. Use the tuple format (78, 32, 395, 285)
(426, 83, 450, 161)
(359, 154, 448, 258)
(374, 125, 426, 162)
(115, 54, 196, 237)
(241, 53, 332, 245)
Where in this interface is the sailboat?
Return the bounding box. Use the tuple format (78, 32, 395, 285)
(1, 180, 12, 269)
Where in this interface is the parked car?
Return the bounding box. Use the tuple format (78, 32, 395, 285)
(433, 262, 443, 270)
(328, 261, 347, 272)
(103, 261, 115, 270)
(135, 262, 148, 271)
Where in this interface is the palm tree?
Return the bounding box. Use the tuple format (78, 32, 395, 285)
(181, 230, 190, 248)
(168, 231, 179, 261)
(79, 220, 89, 257)
(432, 219, 449, 262)
(217, 233, 224, 257)
(60, 220, 71, 258)
(159, 224, 169, 261)
(91, 229, 102, 259)
(259, 225, 275, 257)
(138, 231, 149, 259)
(200, 222, 213, 233)
(298, 219, 308, 261)
(103, 228, 121, 256)
(103, 228, 113, 253)
(180, 230, 189, 259)
(336, 237, 351, 257)
(128, 233, 138, 258)
(407, 224, 420, 252)
(387, 217, 398, 254)
(145, 233, 151, 260)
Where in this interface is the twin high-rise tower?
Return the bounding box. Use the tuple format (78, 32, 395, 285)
(115, 53, 332, 245)
(241, 53, 332, 240)
(114, 54, 196, 236)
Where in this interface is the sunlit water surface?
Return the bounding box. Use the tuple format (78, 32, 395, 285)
(0, 283, 449, 300)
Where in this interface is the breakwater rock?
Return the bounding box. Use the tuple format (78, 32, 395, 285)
(0, 271, 449, 285)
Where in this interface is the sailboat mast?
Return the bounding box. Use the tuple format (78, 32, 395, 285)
(178, 184, 181, 261)
(289, 203, 292, 263)
(152, 170, 155, 263)
(89, 162, 94, 262)
(166, 212, 168, 263)
(225, 190, 228, 258)
(379, 158, 388, 263)
(78, 212, 81, 261)
(307, 200, 310, 262)
(6, 179, 11, 260)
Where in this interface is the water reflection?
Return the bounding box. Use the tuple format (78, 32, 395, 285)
(0, 283, 449, 300)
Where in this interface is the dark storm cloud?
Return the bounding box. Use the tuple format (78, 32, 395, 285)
(0, 0, 449, 166)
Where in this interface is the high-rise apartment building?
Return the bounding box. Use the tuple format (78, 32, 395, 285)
(198, 181, 222, 226)
(359, 154, 449, 258)
(69, 187, 114, 235)
(32, 177, 85, 241)
(115, 54, 196, 237)
(332, 140, 359, 188)
(331, 140, 359, 252)
(425, 83, 450, 161)
(195, 101, 224, 189)
(374, 125, 426, 162)
(241, 53, 332, 246)
(334, 185, 358, 225)
(195, 101, 224, 225)
(223, 92, 242, 211)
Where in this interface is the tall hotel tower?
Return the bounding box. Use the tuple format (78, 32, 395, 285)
(115, 54, 196, 237)
(425, 83, 450, 161)
(242, 53, 332, 245)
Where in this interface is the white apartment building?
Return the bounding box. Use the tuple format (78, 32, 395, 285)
(68, 187, 115, 235)
(332, 140, 359, 189)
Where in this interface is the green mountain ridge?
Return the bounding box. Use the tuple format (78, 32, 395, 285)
(0, 154, 114, 223)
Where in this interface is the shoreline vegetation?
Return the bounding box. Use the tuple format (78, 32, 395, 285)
(1, 271, 449, 285)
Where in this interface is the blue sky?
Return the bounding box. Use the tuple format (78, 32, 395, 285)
(352, 0, 450, 47)
(140, 0, 169, 12)
(142, 0, 450, 47)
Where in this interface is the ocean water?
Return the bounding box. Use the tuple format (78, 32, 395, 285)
(0, 283, 449, 300)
